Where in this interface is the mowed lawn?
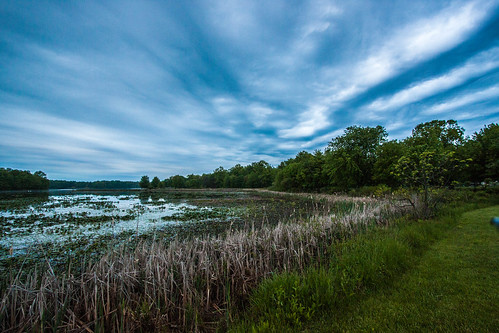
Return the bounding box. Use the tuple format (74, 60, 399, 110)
(312, 205, 499, 332)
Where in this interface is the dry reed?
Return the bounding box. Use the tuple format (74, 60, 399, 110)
(0, 195, 405, 332)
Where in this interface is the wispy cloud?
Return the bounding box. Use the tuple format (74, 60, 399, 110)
(278, 105, 329, 139)
(424, 84, 499, 115)
(354, 1, 488, 85)
(366, 47, 499, 114)
(1, 0, 498, 179)
(280, 0, 496, 138)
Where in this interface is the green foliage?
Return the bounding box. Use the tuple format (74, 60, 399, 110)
(169, 175, 187, 188)
(307, 205, 499, 332)
(232, 197, 498, 332)
(185, 174, 202, 188)
(408, 119, 464, 148)
(395, 150, 462, 188)
(326, 125, 387, 189)
(139, 175, 150, 189)
(246, 270, 333, 330)
(139, 120, 497, 198)
(235, 221, 418, 330)
(325, 149, 362, 190)
(0, 168, 49, 190)
(373, 140, 405, 187)
(50, 180, 139, 189)
(273, 151, 327, 192)
(394, 120, 470, 217)
(150, 176, 161, 188)
(460, 123, 499, 184)
(158, 160, 275, 189)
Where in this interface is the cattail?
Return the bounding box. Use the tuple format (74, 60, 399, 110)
(0, 194, 406, 332)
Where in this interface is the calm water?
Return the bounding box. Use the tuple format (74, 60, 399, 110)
(0, 190, 244, 257)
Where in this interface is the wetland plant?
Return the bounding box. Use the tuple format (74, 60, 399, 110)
(0, 194, 405, 332)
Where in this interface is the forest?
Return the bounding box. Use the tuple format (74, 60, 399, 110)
(49, 180, 139, 189)
(141, 120, 499, 192)
(0, 168, 49, 190)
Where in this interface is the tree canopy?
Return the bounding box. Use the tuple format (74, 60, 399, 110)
(50, 180, 139, 189)
(141, 120, 496, 193)
(0, 168, 49, 190)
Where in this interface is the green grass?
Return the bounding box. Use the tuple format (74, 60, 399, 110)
(317, 205, 499, 332)
(231, 204, 499, 332)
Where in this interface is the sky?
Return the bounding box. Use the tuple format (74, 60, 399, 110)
(1, 0, 499, 181)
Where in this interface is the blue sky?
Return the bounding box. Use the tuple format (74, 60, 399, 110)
(1, 0, 498, 181)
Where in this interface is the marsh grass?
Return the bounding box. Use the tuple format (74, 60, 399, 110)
(231, 193, 499, 332)
(0, 194, 402, 332)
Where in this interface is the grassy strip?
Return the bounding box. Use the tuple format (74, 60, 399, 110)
(312, 205, 499, 332)
(231, 201, 499, 332)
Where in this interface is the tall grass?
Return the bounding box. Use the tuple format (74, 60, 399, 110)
(0, 195, 404, 331)
(231, 191, 499, 332)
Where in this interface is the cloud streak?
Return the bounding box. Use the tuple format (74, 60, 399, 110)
(0, 0, 498, 180)
(367, 47, 499, 113)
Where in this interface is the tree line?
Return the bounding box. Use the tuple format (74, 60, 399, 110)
(0, 168, 50, 190)
(0, 171, 140, 191)
(141, 120, 498, 193)
(140, 160, 275, 190)
(49, 180, 139, 190)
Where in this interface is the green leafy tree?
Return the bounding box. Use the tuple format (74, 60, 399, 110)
(408, 119, 464, 148)
(373, 140, 405, 187)
(151, 176, 161, 188)
(212, 167, 228, 188)
(162, 178, 171, 188)
(325, 150, 362, 190)
(460, 123, 499, 184)
(274, 152, 326, 192)
(34, 170, 50, 189)
(139, 175, 150, 189)
(170, 175, 187, 188)
(395, 150, 464, 217)
(274, 162, 302, 191)
(185, 174, 202, 188)
(394, 120, 467, 217)
(326, 125, 387, 189)
(225, 164, 245, 188)
(0, 168, 50, 190)
(244, 160, 274, 188)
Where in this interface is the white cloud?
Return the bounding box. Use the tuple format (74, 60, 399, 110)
(211, 96, 240, 115)
(368, 48, 499, 111)
(211, 96, 279, 129)
(247, 104, 274, 128)
(424, 84, 499, 115)
(301, 128, 344, 148)
(276, 128, 344, 152)
(0, 108, 163, 159)
(278, 104, 330, 138)
(301, 0, 341, 38)
(325, 1, 493, 105)
(282, 1, 494, 138)
(454, 107, 499, 121)
(2, 1, 499, 179)
(356, 1, 489, 85)
(366, 47, 499, 112)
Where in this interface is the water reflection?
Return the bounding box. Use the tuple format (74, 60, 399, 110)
(0, 191, 203, 255)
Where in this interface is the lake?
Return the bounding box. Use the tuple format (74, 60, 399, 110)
(0, 189, 325, 274)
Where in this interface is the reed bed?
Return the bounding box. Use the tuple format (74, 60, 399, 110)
(0, 195, 405, 332)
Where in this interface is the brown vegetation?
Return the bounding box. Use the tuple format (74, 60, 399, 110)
(0, 195, 404, 332)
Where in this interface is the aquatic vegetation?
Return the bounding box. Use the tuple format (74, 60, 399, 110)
(0, 193, 197, 259)
(0, 190, 405, 332)
(161, 206, 237, 222)
(0, 190, 330, 278)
